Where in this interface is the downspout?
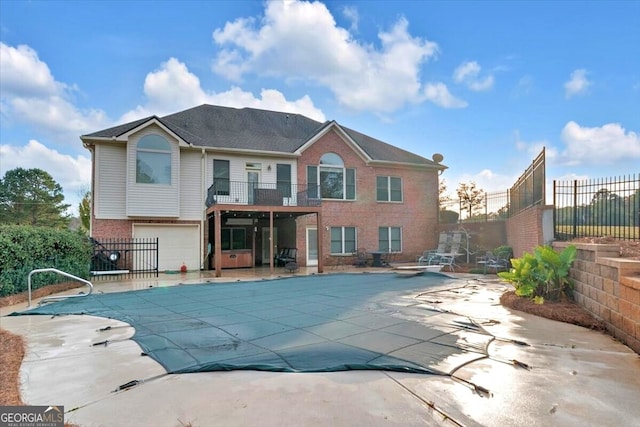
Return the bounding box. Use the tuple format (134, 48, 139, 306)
(82, 141, 96, 237)
(201, 148, 206, 270)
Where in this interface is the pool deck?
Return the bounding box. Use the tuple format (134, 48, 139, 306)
(1, 267, 640, 427)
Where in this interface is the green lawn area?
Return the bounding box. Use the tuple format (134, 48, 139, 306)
(555, 225, 639, 239)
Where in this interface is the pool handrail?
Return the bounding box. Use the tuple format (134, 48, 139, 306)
(28, 268, 93, 307)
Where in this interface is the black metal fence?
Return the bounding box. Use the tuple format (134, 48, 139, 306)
(554, 174, 640, 241)
(441, 190, 510, 222)
(440, 149, 545, 223)
(91, 237, 158, 279)
(509, 148, 545, 217)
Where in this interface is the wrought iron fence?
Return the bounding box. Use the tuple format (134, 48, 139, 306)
(440, 190, 510, 222)
(554, 174, 640, 241)
(509, 148, 545, 217)
(206, 181, 321, 207)
(440, 149, 545, 223)
(90, 237, 158, 279)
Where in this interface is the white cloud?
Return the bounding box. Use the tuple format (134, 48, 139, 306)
(560, 121, 640, 165)
(212, 0, 440, 113)
(120, 58, 326, 123)
(513, 130, 558, 163)
(453, 61, 494, 91)
(564, 69, 591, 98)
(449, 169, 516, 195)
(0, 43, 60, 97)
(0, 42, 111, 143)
(0, 140, 91, 214)
(423, 83, 467, 108)
(341, 5, 359, 32)
(512, 75, 534, 97)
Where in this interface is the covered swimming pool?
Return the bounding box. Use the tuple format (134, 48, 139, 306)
(14, 273, 503, 376)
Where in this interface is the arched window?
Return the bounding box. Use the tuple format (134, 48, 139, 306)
(136, 134, 171, 184)
(307, 153, 355, 200)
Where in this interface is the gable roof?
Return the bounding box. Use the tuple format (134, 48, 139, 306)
(82, 104, 444, 168)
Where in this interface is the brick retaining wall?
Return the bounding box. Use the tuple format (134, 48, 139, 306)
(554, 242, 640, 354)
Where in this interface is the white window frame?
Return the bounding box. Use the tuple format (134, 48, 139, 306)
(330, 226, 357, 254)
(376, 176, 403, 202)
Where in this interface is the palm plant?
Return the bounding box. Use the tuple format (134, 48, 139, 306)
(498, 245, 577, 304)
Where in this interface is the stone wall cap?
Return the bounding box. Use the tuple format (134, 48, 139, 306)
(553, 241, 620, 251)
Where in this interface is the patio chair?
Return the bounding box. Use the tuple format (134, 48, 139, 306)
(275, 248, 297, 266)
(429, 232, 463, 271)
(418, 232, 449, 264)
(380, 248, 394, 267)
(476, 251, 509, 273)
(354, 248, 369, 267)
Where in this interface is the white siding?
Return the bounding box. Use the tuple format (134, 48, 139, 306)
(126, 126, 180, 217)
(180, 149, 203, 220)
(95, 143, 126, 219)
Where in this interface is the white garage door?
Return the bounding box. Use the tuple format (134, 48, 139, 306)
(133, 224, 200, 272)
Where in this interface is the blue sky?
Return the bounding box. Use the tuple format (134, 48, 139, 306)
(1, 0, 639, 214)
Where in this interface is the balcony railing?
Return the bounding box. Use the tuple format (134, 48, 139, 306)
(206, 181, 321, 208)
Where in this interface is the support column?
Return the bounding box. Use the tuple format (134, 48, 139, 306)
(214, 210, 222, 277)
(316, 211, 323, 274)
(269, 211, 274, 275)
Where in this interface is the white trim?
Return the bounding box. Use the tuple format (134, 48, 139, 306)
(306, 227, 318, 266)
(118, 117, 190, 146)
(296, 121, 372, 163)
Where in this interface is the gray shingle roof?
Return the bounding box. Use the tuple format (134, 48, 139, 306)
(83, 104, 441, 167)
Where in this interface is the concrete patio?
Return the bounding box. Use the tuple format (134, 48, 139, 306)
(1, 268, 639, 427)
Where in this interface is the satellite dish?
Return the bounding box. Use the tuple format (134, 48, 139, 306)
(432, 153, 444, 163)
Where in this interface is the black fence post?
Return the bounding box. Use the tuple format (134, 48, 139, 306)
(572, 180, 578, 239)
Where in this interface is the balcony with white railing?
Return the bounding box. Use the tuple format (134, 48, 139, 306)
(206, 181, 321, 208)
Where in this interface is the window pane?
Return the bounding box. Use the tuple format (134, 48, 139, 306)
(307, 166, 318, 198)
(232, 228, 246, 250)
(320, 168, 343, 199)
(390, 227, 402, 251)
(330, 227, 342, 253)
(214, 160, 230, 195)
(276, 164, 292, 197)
(346, 168, 356, 200)
(319, 153, 344, 166)
(376, 176, 388, 201)
(344, 227, 356, 253)
(138, 135, 170, 151)
(136, 151, 171, 184)
(221, 228, 231, 250)
(378, 227, 389, 251)
(390, 177, 402, 202)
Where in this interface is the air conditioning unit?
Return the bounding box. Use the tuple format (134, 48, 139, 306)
(226, 218, 254, 225)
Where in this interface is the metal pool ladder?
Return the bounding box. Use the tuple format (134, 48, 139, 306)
(28, 268, 94, 307)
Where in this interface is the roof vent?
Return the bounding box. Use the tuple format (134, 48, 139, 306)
(432, 153, 444, 163)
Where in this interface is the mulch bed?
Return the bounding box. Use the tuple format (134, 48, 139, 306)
(0, 329, 25, 405)
(500, 290, 606, 331)
(0, 282, 83, 308)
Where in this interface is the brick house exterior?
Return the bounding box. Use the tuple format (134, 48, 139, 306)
(81, 104, 446, 276)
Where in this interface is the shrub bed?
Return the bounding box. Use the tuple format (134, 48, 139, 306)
(0, 225, 92, 296)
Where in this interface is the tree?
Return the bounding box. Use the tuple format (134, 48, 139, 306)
(0, 168, 71, 228)
(456, 181, 484, 219)
(438, 178, 452, 209)
(79, 190, 91, 232)
(589, 188, 623, 226)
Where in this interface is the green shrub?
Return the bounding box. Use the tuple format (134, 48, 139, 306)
(0, 225, 92, 296)
(493, 245, 513, 261)
(498, 245, 576, 303)
(439, 210, 459, 224)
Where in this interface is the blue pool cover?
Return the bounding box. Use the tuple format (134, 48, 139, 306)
(14, 273, 494, 375)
